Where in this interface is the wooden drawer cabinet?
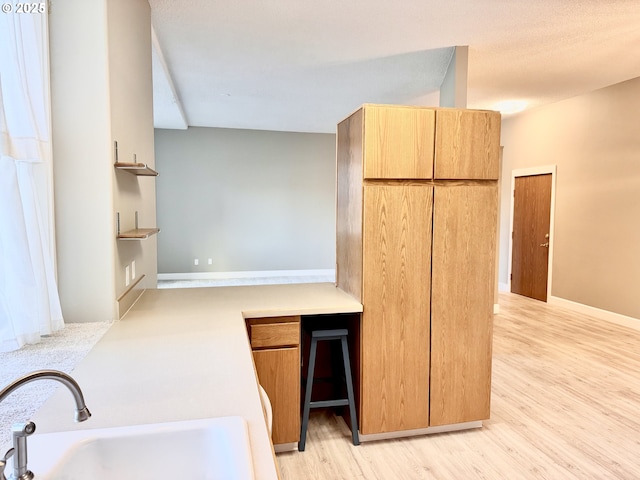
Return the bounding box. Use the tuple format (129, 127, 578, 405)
(250, 322, 299, 349)
(247, 316, 300, 445)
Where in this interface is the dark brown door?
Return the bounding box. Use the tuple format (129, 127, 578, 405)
(511, 174, 552, 301)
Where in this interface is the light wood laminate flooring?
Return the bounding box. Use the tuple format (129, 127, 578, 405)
(277, 292, 640, 479)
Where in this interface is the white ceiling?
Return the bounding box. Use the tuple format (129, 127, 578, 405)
(149, 0, 640, 134)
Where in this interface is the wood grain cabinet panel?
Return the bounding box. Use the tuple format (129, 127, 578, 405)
(360, 184, 432, 433)
(363, 105, 435, 180)
(250, 322, 299, 348)
(253, 347, 301, 444)
(247, 316, 301, 445)
(430, 184, 498, 426)
(434, 109, 501, 180)
(336, 109, 365, 301)
(336, 104, 500, 436)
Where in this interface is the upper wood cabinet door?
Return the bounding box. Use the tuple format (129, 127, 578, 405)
(363, 105, 435, 179)
(434, 109, 501, 180)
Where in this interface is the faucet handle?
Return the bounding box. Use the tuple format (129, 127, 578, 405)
(1, 448, 14, 480)
(13, 422, 36, 437)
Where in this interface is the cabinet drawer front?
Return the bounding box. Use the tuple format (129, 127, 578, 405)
(251, 322, 300, 348)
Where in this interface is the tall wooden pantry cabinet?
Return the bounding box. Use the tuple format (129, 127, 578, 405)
(336, 104, 500, 435)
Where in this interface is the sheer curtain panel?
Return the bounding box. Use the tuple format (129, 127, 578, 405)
(0, 8, 63, 351)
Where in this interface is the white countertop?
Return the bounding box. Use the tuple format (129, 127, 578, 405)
(31, 283, 362, 480)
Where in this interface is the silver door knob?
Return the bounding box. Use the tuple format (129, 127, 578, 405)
(540, 242, 549, 248)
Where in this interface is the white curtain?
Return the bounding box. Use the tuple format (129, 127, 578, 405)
(0, 8, 63, 352)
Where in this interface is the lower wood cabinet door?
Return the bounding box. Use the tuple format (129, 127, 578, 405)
(360, 184, 432, 434)
(430, 184, 497, 426)
(253, 347, 300, 444)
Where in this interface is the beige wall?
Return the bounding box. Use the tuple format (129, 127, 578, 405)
(108, 0, 158, 296)
(50, 0, 115, 322)
(499, 77, 640, 319)
(439, 46, 468, 108)
(155, 127, 336, 274)
(50, 0, 156, 322)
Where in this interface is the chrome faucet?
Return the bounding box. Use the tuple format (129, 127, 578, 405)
(0, 370, 91, 480)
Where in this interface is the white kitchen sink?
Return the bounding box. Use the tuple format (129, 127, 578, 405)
(14, 416, 255, 480)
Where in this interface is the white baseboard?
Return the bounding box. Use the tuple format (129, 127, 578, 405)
(548, 296, 640, 332)
(494, 303, 500, 314)
(498, 282, 509, 292)
(158, 269, 335, 281)
(116, 274, 146, 319)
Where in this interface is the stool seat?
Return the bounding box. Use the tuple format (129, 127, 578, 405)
(310, 328, 348, 340)
(299, 326, 359, 451)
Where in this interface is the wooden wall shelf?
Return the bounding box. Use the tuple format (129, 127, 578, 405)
(114, 162, 158, 176)
(117, 228, 160, 240)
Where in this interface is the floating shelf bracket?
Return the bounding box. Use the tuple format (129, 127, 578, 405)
(116, 211, 159, 240)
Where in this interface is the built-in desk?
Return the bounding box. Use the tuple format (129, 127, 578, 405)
(245, 312, 360, 452)
(31, 283, 363, 480)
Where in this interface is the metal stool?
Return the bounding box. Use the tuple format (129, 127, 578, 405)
(299, 328, 359, 451)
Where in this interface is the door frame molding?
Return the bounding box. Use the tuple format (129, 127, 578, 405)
(508, 165, 557, 301)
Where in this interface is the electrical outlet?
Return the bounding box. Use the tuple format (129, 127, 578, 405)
(125, 265, 130, 286)
(208, 258, 213, 265)
(194, 258, 199, 266)
(131, 260, 136, 279)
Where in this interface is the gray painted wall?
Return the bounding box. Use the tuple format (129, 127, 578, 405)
(155, 127, 336, 274)
(499, 76, 640, 319)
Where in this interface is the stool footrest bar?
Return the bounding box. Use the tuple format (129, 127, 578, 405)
(310, 399, 349, 408)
